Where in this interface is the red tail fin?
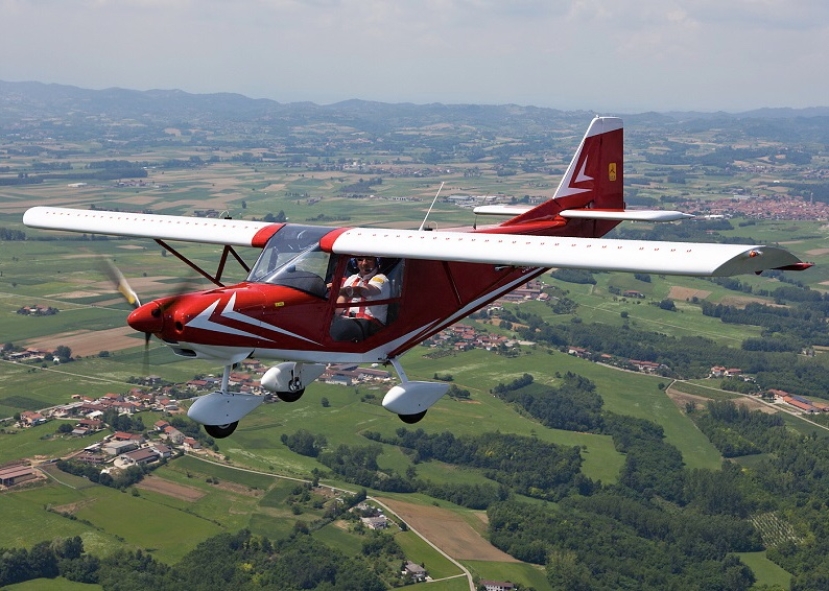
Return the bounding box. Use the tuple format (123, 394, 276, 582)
(500, 116, 624, 237)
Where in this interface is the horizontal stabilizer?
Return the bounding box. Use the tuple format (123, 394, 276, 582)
(559, 209, 694, 222)
(473, 205, 693, 222)
(473, 205, 533, 216)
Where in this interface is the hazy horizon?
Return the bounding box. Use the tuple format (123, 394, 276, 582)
(2, 1, 827, 114)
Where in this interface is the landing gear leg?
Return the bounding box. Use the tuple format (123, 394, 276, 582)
(203, 363, 235, 438)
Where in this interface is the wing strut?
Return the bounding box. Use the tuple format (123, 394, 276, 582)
(155, 239, 250, 287)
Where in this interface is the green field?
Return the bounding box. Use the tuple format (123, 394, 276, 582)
(72, 486, 224, 564)
(393, 530, 462, 579)
(736, 551, 793, 589)
(463, 560, 552, 591)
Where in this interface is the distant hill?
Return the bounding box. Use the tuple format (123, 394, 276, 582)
(2, 79, 828, 142)
(0, 80, 583, 135)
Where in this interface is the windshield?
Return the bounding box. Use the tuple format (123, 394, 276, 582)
(247, 225, 334, 298)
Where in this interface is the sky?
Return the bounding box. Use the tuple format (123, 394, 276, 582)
(1, 0, 827, 113)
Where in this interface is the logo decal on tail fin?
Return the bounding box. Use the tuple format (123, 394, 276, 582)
(609, 163, 617, 182)
(556, 157, 593, 198)
(575, 157, 592, 185)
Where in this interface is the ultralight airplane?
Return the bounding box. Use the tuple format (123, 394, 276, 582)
(23, 117, 811, 438)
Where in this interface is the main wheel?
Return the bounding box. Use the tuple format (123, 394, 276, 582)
(277, 388, 305, 403)
(398, 411, 427, 424)
(204, 421, 238, 439)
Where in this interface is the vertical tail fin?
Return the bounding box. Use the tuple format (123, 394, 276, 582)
(500, 116, 624, 237)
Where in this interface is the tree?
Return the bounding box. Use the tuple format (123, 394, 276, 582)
(320, 397, 330, 408)
(658, 299, 676, 311)
(281, 430, 327, 457)
(447, 384, 471, 399)
(53, 345, 72, 362)
(548, 549, 593, 591)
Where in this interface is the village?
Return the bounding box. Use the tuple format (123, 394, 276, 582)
(680, 193, 829, 221)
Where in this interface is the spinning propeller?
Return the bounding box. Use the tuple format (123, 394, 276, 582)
(100, 259, 196, 370)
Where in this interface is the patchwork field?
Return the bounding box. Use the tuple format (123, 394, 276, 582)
(379, 497, 518, 562)
(3, 134, 829, 590)
(134, 474, 207, 502)
(24, 326, 139, 357)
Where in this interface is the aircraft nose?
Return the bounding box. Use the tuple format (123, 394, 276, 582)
(127, 302, 164, 335)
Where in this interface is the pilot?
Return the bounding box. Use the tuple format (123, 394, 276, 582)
(330, 256, 390, 341)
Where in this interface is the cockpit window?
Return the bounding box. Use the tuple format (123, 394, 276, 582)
(247, 225, 334, 298)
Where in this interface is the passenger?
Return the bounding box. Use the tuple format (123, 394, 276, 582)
(330, 256, 390, 341)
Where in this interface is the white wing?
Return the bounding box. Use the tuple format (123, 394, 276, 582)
(23, 207, 277, 247)
(24, 207, 808, 277)
(329, 228, 807, 277)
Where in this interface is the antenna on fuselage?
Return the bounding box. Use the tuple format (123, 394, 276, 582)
(418, 181, 445, 232)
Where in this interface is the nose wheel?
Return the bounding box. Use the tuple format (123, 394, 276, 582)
(204, 421, 238, 439)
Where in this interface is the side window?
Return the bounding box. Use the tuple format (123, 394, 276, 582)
(330, 257, 404, 342)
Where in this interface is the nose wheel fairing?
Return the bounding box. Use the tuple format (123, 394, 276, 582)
(187, 360, 264, 438)
(187, 390, 265, 432)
